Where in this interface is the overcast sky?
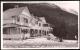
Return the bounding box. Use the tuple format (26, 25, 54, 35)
(48, 1, 79, 14)
(3, 1, 79, 15)
(25, 1, 79, 14)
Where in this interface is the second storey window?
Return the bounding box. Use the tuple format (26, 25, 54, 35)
(12, 16, 15, 18)
(17, 16, 20, 22)
(24, 18, 28, 23)
(12, 16, 16, 20)
(39, 23, 41, 26)
(43, 24, 49, 27)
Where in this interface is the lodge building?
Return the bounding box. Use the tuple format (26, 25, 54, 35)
(3, 6, 53, 39)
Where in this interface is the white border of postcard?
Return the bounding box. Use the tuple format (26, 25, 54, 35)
(1, 1, 79, 49)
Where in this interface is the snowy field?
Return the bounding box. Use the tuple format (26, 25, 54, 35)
(3, 37, 78, 48)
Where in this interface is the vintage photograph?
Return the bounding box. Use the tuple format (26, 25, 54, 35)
(1, 1, 79, 49)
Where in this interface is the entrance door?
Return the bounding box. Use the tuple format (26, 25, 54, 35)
(30, 29, 34, 37)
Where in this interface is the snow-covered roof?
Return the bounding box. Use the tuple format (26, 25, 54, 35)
(3, 6, 31, 19)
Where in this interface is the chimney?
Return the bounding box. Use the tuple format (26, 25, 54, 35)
(14, 5, 19, 8)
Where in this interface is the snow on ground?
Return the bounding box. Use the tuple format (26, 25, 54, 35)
(3, 37, 78, 48)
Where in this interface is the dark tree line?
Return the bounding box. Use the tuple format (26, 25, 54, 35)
(53, 20, 78, 40)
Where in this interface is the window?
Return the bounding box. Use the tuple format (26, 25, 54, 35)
(43, 24, 49, 27)
(24, 18, 28, 23)
(35, 21, 38, 24)
(17, 16, 20, 22)
(12, 16, 15, 20)
(26, 29, 28, 33)
(12, 16, 15, 18)
(39, 23, 41, 26)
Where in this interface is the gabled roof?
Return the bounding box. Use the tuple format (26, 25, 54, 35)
(4, 7, 25, 19)
(3, 6, 31, 19)
(39, 17, 46, 23)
